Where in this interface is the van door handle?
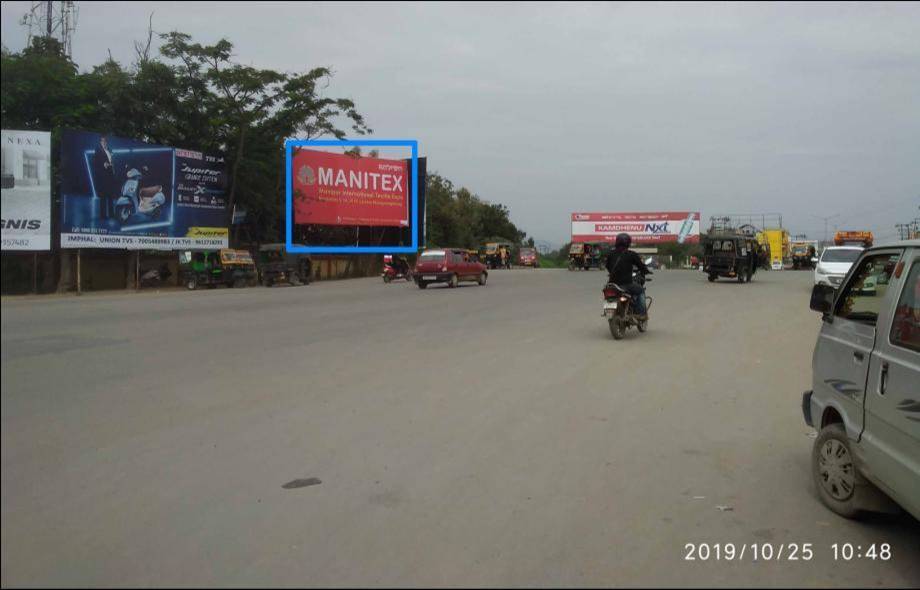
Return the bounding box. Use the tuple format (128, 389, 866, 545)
(853, 351, 864, 362)
(880, 362, 889, 395)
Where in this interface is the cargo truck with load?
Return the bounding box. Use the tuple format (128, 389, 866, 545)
(834, 230, 873, 248)
(760, 228, 790, 270)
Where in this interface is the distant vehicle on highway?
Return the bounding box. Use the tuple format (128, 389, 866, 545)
(258, 243, 312, 287)
(804, 239, 919, 520)
(518, 247, 539, 267)
(414, 248, 488, 289)
(814, 246, 863, 288)
(702, 230, 760, 283)
(568, 242, 604, 271)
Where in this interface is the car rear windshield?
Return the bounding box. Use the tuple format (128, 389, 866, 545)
(419, 251, 446, 261)
(520, 249, 535, 255)
(822, 249, 862, 263)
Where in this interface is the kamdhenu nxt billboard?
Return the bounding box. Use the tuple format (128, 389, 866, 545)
(571, 212, 700, 244)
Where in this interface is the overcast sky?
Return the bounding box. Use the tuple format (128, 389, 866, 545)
(3, 1, 919, 246)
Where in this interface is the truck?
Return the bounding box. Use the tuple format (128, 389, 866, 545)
(760, 229, 790, 270)
(834, 230, 873, 248)
(791, 240, 818, 270)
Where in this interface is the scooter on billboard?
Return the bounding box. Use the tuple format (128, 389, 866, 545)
(114, 165, 167, 224)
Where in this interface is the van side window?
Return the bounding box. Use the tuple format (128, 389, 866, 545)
(834, 253, 901, 326)
(890, 261, 920, 353)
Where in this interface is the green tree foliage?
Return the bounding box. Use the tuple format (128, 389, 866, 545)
(2, 32, 530, 248)
(424, 173, 526, 249)
(1, 32, 370, 242)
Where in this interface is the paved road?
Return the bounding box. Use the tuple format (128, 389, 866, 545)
(2, 268, 918, 587)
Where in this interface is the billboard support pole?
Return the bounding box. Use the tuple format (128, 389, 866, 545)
(76, 249, 82, 295)
(32, 253, 38, 294)
(135, 252, 140, 291)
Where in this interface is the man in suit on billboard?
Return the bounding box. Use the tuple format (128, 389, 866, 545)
(92, 135, 116, 220)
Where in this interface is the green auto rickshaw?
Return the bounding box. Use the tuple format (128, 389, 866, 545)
(179, 249, 258, 290)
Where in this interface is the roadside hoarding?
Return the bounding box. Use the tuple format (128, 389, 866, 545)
(59, 130, 229, 250)
(571, 211, 700, 244)
(292, 148, 409, 228)
(1, 130, 51, 250)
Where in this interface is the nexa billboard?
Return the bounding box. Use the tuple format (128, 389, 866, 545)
(571, 212, 700, 244)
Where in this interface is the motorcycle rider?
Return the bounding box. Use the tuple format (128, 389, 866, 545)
(385, 254, 410, 276)
(605, 233, 652, 319)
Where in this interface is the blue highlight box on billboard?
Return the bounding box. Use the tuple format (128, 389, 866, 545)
(285, 139, 419, 254)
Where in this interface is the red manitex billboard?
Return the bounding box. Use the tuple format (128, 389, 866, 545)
(571, 212, 700, 244)
(292, 149, 409, 227)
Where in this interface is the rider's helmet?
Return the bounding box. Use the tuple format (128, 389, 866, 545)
(383, 254, 393, 263)
(126, 168, 142, 179)
(615, 233, 632, 249)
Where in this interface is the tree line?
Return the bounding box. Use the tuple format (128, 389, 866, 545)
(1, 30, 528, 248)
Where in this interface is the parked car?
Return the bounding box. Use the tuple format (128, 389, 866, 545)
(803, 239, 919, 520)
(414, 248, 488, 289)
(814, 246, 864, 288)
(258, 243, 312, 286)
(518, 247, 539, 267)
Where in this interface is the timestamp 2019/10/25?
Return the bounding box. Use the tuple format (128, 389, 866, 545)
(683, 543, 892, 562)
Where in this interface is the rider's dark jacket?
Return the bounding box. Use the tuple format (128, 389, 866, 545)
(605, 248, 650, 284)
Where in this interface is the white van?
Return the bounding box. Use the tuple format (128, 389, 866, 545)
(803, 240, 919, 519)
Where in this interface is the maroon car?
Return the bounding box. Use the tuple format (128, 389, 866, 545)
(414, 248, 488, 289)
(518, 247, 539, 267)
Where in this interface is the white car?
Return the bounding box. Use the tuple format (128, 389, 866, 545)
(814, 246, 863, 288)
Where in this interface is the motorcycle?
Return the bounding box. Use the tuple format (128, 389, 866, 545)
(602, 271, 653, 340)
(139, 264, 172, 288)
(382, 255, 413, 283)
(114, 166, 167, 224)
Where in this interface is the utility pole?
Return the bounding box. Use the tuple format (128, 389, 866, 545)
(46, 0, 52, 36)
(811, 214, 839, 246)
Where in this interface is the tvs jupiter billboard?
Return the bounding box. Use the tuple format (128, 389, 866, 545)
(59, 130, 229, 250)
(292, 149, 409, 228)
(571, 211, 700, 244)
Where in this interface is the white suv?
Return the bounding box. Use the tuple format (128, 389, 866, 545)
(814, 246, 863, 288)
